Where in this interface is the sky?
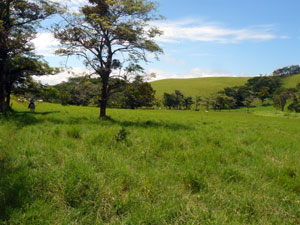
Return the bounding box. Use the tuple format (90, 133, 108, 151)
(33, 0, 300, 85)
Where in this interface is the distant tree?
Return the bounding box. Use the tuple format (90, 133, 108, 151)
(246, 76, 281, 97)
(163, 90, 193, 110)
(258, 86, 270, 104)
(273, 89, 292, 112)
(163, 93, 177, 109)
(53, 0, 163, 118)
(210, 94, 237, 111)
(40, 86, 59, 102)
(174, 90, 184, 109)
(183, 96, 194, 110)
(55, 77, 100, 106)
(195, 96, 202, 111)
(223, 86, 250, 107)
(123, 76, 156, 109)
(273, 65, 300, 77)
(287, 84, 300, 113)
(203, 97, 211, 111)
(243, 96, 255, 112)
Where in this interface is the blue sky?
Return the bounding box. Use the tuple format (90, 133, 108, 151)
(33, 0, 300, 84)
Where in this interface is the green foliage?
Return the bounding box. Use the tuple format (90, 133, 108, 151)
(115, 128, 130, 142)
(210, 94, 237, 111)
(273, 89, 292, 111)
(53, 0, 163, 117)
(163, 90, 193, 110)
(223, 85, 251, 107)
(273, 65, 300, 77)
(246, 75, 281, 97)
(287, 84, 300, 113)
(0, 0, 59, 113)
(123, 76, 156, 109)
(55, 77, 100, 106)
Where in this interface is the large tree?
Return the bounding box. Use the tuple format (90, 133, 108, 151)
(0, 0, 58, 114)
(53, 0, 163, 118)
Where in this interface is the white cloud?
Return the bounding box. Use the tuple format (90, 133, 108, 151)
(153, 19, 278, 43)
(279, 35, 290, 39)
(148, 67, 249, 81)
(163, 55, 185, 65)
(33, 67, 92, 85)
(188, 68, 234, 77)
(32, 32, 60, 56)
(53, 0, 89, 12)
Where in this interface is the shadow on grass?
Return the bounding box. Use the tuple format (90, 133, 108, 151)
(0, 111, 60, 127)
(110, 119, 193, 130)
(0, 154, 33, 221)
(1, 111, 193, 130)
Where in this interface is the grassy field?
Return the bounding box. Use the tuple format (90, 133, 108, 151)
(150, 77, 250, 99)
(1, 102, 300, 224)
(150, 74, 300, 99)
(282, 74, 300, 88)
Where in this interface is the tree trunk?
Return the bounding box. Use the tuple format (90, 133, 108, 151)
(0, 51, 8, 114)
(281, 103, 285, 112)
(0, 73, 6, 114)
(5, 84, 11, 110)
(100, 76, 109, 118)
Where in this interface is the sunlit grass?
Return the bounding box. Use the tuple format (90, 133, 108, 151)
(1, 101, 300, 224)
(150, 74, 300, 100)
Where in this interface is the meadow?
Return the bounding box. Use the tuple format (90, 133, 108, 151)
(150, 77, 249, 99)
(1, 101, 300, 224)
(151, 74, 300, 99)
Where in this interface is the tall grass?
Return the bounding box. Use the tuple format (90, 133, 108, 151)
(1, 101, 300, 224)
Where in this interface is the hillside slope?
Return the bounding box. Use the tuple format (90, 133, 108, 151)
(151, 77, 249, 98)
(282, 74, 300, 88)
(150, 74, 300, 99)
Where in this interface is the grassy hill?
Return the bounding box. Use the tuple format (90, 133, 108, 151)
(151, 74, 300, 99)
(1, 102, 300, 224)
(282, 73, 300, 88)
(151, 77, 249, 99)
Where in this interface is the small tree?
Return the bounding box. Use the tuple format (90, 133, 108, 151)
(174, 90, 184, 109)
(183, 96, 194, 110)
(258, 86, 270, 104)
(203, 97, 211, 111)
(243, 96, 255, 112)
(273, 89, 292, 112)
(54, 0, 163, 118)
(195, 96, 202, 111)
(163, 93, 177, 109)
(287, 84, 300, 113)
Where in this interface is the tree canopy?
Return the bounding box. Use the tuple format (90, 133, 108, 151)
(0, 0, 59, 113)
(53, 0, 163, 118)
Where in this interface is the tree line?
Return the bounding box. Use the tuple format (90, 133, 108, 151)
(161, 69, 300, 113)
(10, 63, 300, 113)
(19, 75, 156, 110)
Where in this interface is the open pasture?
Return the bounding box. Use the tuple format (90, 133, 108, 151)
(1, 102, 300, 224)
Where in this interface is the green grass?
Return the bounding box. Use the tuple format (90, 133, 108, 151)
(1, 101, 300, 224)
(282, 73, 300, 88)
(150, 77, 250, 98)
